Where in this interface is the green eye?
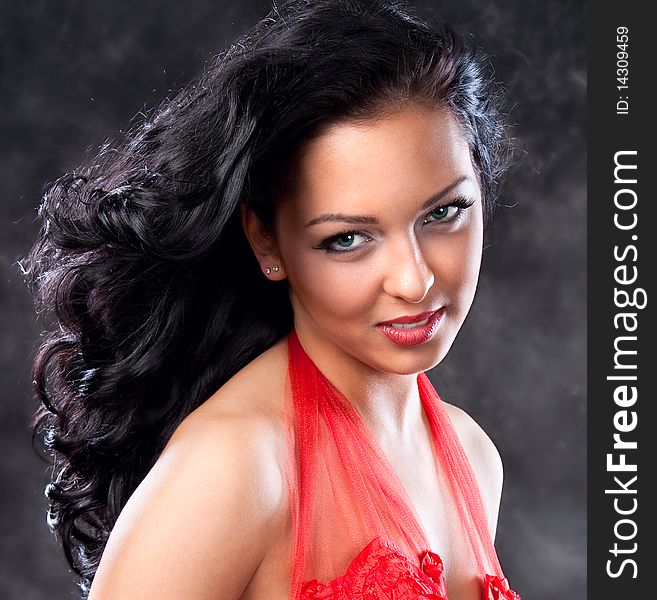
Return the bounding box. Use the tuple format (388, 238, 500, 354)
(430, 206, 450, 220)
(335, 234, 355, 248)
(423, 198, 475, 225)
(317, 231, 372, 254)
(425, 204, 462, 224)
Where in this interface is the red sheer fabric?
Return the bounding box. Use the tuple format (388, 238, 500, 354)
(283, 328, 519, 600)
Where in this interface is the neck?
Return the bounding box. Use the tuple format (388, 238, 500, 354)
(354, 374, 424, 442)
(290, 323, 425, 440)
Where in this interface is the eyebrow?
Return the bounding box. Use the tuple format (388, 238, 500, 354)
(303, 176, 471, 228)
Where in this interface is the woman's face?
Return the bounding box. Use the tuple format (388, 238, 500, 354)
(271, 103, 483, 376)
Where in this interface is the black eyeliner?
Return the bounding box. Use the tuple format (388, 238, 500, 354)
(313, 230, 371, 254)
(423, 196, 475, 225)
(427, 195, 475, 214)
(314, 196, 476, 254)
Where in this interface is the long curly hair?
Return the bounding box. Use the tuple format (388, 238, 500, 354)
(22, 0, 509, 595)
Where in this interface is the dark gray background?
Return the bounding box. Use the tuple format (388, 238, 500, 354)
(1, 0, 585, 598)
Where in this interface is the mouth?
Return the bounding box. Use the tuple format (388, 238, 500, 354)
(377, 309, 440, 328)
(387, 319, 430, 329)
(375, 308, 445, 347)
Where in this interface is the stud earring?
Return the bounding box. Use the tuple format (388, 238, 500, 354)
(264, 267, 272, 275)
(272, 265, 280, 272)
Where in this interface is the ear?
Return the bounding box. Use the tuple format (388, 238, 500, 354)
(239, 204, 287, 281)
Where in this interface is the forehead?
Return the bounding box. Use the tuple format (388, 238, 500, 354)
(278, 104, 479, 222)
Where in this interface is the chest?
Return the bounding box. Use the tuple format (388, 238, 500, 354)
(380, 429, 467, 565)
(242, 502, 481, 600)
(242, 439, 481, 600)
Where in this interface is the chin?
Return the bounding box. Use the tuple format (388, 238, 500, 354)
(374, 340, 452, 376)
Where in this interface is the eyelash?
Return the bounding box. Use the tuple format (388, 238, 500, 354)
(314, 196, 475, 255)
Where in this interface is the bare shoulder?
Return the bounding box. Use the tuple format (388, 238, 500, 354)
(441, 401, 504, 479)
(441, 400, 504, 540)
(90, 337, 290, 600)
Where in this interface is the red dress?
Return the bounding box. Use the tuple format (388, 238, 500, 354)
(283, 329, 520, 600)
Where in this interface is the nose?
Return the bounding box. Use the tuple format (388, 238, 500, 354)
(381, 235, 434, 303)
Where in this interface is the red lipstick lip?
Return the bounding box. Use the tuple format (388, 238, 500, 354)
(375, 308, 445, 347)
(377, 309, 439, 325)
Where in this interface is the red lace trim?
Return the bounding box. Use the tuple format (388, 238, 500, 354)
(482, 574, 521, 600)
(300, 536, 446, 600)
(300, 537, 520, 600)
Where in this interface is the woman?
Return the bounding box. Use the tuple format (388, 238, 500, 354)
(23, 0, 518, 598)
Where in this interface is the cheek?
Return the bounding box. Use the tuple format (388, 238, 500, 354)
(283, 245, 380, 320)
(426, 226, 483, 300)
